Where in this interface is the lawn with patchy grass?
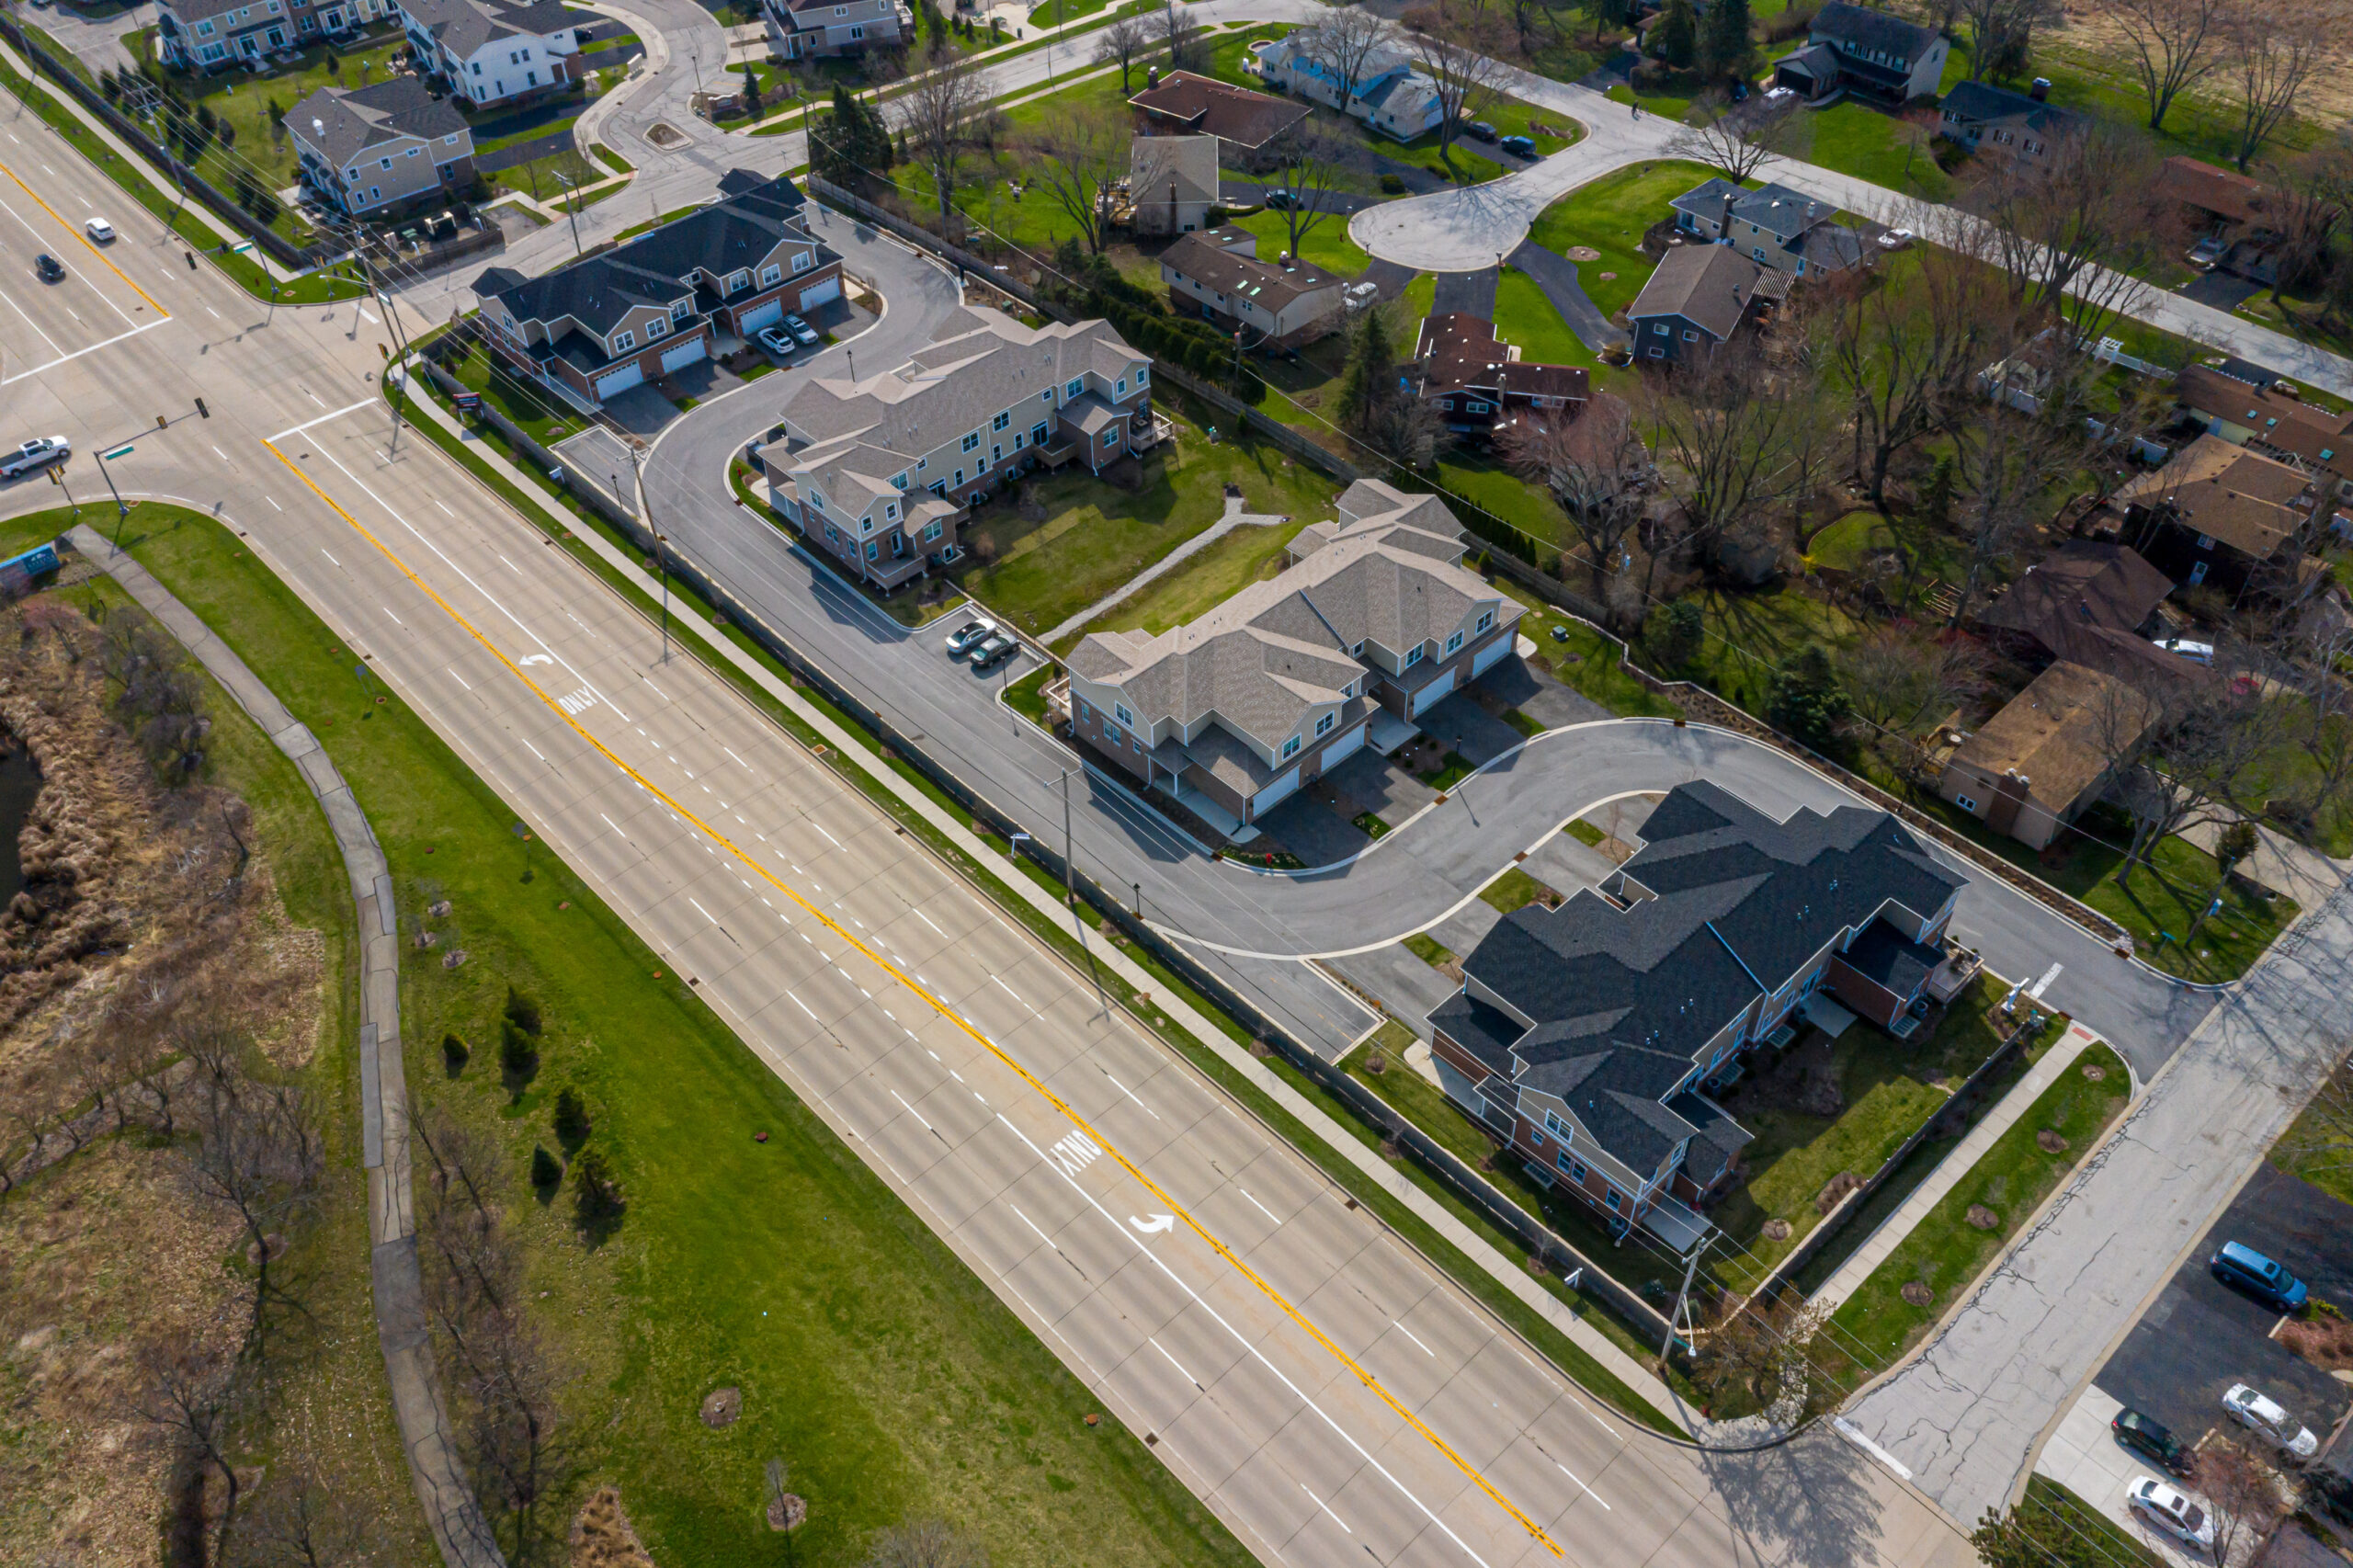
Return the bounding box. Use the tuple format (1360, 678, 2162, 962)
(1404, 932, 1454, 969)
(1492, 268, 1589, 365)
(128, 26, 406, 187)
(56, 503, 1260, 1568)
(490, 145, 605, 204)
(1485, 577, 1679, 718)
(1481, 867, 1556, 915)
(1057, 517, 1309, 653)
(2274, 1061, 2353, 1207)
(1820, 1040, 2130, 1381)
(1528, 161, 1722, 324)
(1780, 101, 1950, 204)
(953, 415, 1338, 637)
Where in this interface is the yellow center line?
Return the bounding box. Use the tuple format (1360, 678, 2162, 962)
(0, 155, 171, 316)
(259, 436, 1566, 1560)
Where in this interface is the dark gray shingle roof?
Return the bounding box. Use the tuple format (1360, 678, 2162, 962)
(290, 78, 468, 167)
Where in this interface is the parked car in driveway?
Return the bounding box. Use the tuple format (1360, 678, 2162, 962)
(2130, 1476, 2214, 1551)
(2211, 1241, 2307, 1312)
(756, 325, 794, 357)
(1261, 187, 1296, 210)
(2111, 1409, 2190, 1476)
(1466, 120, 1496, 141)
(944, 617, 998, 656)
(783, 313, 819, 347)
(970, 631, 1018, 671)
(1, 437, 69, 477)
(1497, 134, 1536, 157)
(2223, 1384, 2319, 1459)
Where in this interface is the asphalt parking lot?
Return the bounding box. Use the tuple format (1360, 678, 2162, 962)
(2095, 1163, 2353, 1455)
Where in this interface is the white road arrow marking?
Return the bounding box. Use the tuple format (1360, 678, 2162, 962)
(1129, 1213, 1175, 1234)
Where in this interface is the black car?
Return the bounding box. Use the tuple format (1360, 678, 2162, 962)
(33, 254, 63, 282)
(2112, 1408, 2190, 1476)
(1497, 134, 1537, 158)
(1466, 120, 1497, 142)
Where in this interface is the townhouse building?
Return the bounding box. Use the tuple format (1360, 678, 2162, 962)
(288, 77, 475, 216)
(760, 0, 909, 60)
(1430, 780, 1968, 1249)
(399, 0, 580, 107)
(156, 0, 393, 71)
(473, 171, 838, 406)
(1254, 31, 1444, 141)
(1065, 481, 1521, 829)
(759, 310, 1154, 590)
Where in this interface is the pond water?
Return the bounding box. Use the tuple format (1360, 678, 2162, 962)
(0, 738, 42, 906)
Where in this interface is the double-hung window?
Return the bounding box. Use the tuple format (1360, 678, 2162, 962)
(1445, 631, 1462, 655)
(1064, 378, 1083, 399)
(760, 264, 781, 286)
(1314, 712, 1333, 737)
(1281, 735, 1301, 760)
(1113, 703, 1134, 728)
(961, 431, 981, 453)
(612, 329, 635, 352)
(1476, 609, 1494, 634)
(792, 252, 812, 273)
(992, 411, 1010, 432)
(1404, 645, 1424, 668)
(646, 316, 668, 338)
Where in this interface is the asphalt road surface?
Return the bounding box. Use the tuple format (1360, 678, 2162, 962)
(0, 87, 1990, 1568)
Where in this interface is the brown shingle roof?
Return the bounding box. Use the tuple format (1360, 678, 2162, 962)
(1160, 227, 1346, 314)
(1414, 312, 1591, 403)
(2175, 364, 2353, 480)
(2153, 156, 2272, 227)
(2114, 433, 2319, 560)
(1953, 662, 2155, 812)
(1128, 71, 1308, 152)
(1978, 540, 2173, 640)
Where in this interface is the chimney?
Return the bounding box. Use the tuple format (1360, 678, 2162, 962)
(1146, 64, 1159, 89)
(1719, 187, 1734, 242)
(2029, 76, 2051, 101)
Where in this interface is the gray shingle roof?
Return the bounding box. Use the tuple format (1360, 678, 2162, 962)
(1671, 178, 1840, 242)
(1628, 244, 1765, 340)
(1811, 1, 1939, 62)
(289, 78, 469, 167)
(401, 0, 575, 56)
(1940, 79, 2086, 138)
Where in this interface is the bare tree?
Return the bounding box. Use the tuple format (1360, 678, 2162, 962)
(1665, 95, 1799, 185)
(1836, 626, 1992, 738)
(2098, 0, 2231, 131)
(1255, 119, 1350, 258)
(1157, 0, 1208, 73)
(1498, 394, 1650, 624)
(1022, 104, 1129, 255)
(1963, 120, 2173, 343)
(235, 1460, 382, 1568)
(1635, 338, 1828, 592)
(867, 1519, 989, 1568)
(2270, 615, 2353, 840)
(138, 1342, 253, 1566)
(2189, 1438, 2287, 1567)
(1293, 7, 1400, 112)
(1405, 10, 1512, 170)
(1940, 366, 2091, 625)
(1956, 0, 2057, 82)
(2102, 676, 2270, 889)
(1693, 1290, 1836, 1422)
(2278, 1051, 2353, 1197)
(1091, 13, 1153, 92)
(897, 40, 987, 226)
(455, 1306, 563, 1565)
(2222, 6, 2340, 173)
(180, 1056, 325, 1369)
(2268, 137, 2352, 311)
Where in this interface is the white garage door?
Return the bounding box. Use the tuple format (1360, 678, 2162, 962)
(737, 299, 783, 335)
(1472, 637, 1512, 678)
(1412, 667, 1457, 717)
(594, 363, 643, 400)
(1252, 766, 1302, 816)
(797, 276, 842, 310)
(1319, 721, 1367, 769)
(660, 336, 708, 373)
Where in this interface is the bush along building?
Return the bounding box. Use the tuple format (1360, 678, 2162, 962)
(1428, 781, 1970, 1252)
(473, 171, 838, 408)
(1063, 482, 1521, 834)
(761, 308, 1155, 591)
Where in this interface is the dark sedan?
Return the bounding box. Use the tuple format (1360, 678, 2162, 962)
(2111, 1408, 2189, 1476)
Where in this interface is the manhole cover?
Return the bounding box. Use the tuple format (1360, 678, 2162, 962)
(646, 120, 688, 148)
(1565, 245, 1601, 261)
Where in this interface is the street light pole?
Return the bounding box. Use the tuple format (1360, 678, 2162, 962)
(557, 172, 583, 257)
(94, 449, 131, 544)
(629, 446, 671, 663)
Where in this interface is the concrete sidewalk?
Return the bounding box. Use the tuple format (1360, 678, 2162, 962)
(1812, 1019, 2105, 1314)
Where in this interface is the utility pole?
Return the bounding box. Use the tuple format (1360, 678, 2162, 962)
(557, 172, 583, 257)
(94, 443, 132, 544)
(1060, 765, 1077, 912)
(629, 447, 671, 663)
(1660, 1247, 1700, 1363)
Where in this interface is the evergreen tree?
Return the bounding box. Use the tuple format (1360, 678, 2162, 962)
(530, 1144, 563, 1187)
(1767, 644, 1851, 749)
(504, 985, 543, 1039)
(1699, 0, 1751, 76)
(812, 84, 866, 185)
(1921, 452, 1956, 531)
(1651, 0, 1697, 68)
(1334, 306, 1396, 432)
(441, 1032, 470, 1073)
(574, 1147, 625, 1219)
(1645, 599, 1704, 669)
(553, 1085, 590, 1146)
(498, 1017, 538, 1080)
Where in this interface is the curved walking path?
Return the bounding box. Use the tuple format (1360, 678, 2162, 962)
(69, 525, 506, 1568)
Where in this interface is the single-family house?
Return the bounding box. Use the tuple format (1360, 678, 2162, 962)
(1972, 540, 2185, 690)
(1669, 177, 1868, 279)
(1065, 481, 1521, 830)
(1627, 244, 1779, 363)
(2173, 363, 2353, 502)
(1253, 31, 1444, 141)
(398, 0, 581, 107)
(1158, 226, 1347, 347)
(761, 309, 1154, 590)
(1770, 2, 1947, 105)
(760, 0, 909, 61)
(1936, 79, 2086, 168)
(1128, 68, 1311, 158)
(156, 0, 393, 70)
(1414, 312, 1590, 439)
(473, 171, 838, 408)
(1429, 779, 1969, 1248)
(2152, 156, 2282, 277)
(2115, 432, 2339, 599)
(1939, 663, 2158, 851)
(1127, 134, 1220, 236)
(288, 78, 475, 217)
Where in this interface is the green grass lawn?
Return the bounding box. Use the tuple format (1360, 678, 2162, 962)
(490, 145, 605, 203)
(1485, 577, 1679, 718)
(1056, 517, 1309, 653)
(1225, 207, 1372, 277)
(129, 28, 408, 189)
(2273, 1062, 2353, 1206)
(443, 344, 586, 446)
(1602, 81, 1694, 122)
(1492, 268, 1589, 365)
(1480, 866, 1556, 915)
(1404, 932, 1454, 969)
(1708, 979, 2057, 1292)
(1527, 161, 1721, 324)
(1779, 102, 1950, 204)
(953, 413, 1338, 637)
(49, 503, 1259, 1568)
(1819, 1040, 2130, 1382)
(1029, 0, 1110, 25)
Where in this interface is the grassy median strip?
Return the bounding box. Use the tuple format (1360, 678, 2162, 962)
(396, 379, 1688, 1433)
(34, 499, 1256, 1565)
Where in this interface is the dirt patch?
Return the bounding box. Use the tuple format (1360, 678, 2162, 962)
(1901, 1281, 1935, 1308)
(571, 1484, 656, 1568)
(2036, 1129, 2070, 1154)
(644, 120, 688, 148)
(1730, 1038, 1844, 1122)
(2277, 1312, 2353, 1372)
(767, 1491, 808, 1530)
(2081, 1063, 2106, 1082)
(1761, 1218, 1792, 1242)
(1815, 1172, 1863, 1216)
(1965, 1204, 2001, 1231)
(699, 1385, 741, 1427)
(1564, 244, 1601, 262)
